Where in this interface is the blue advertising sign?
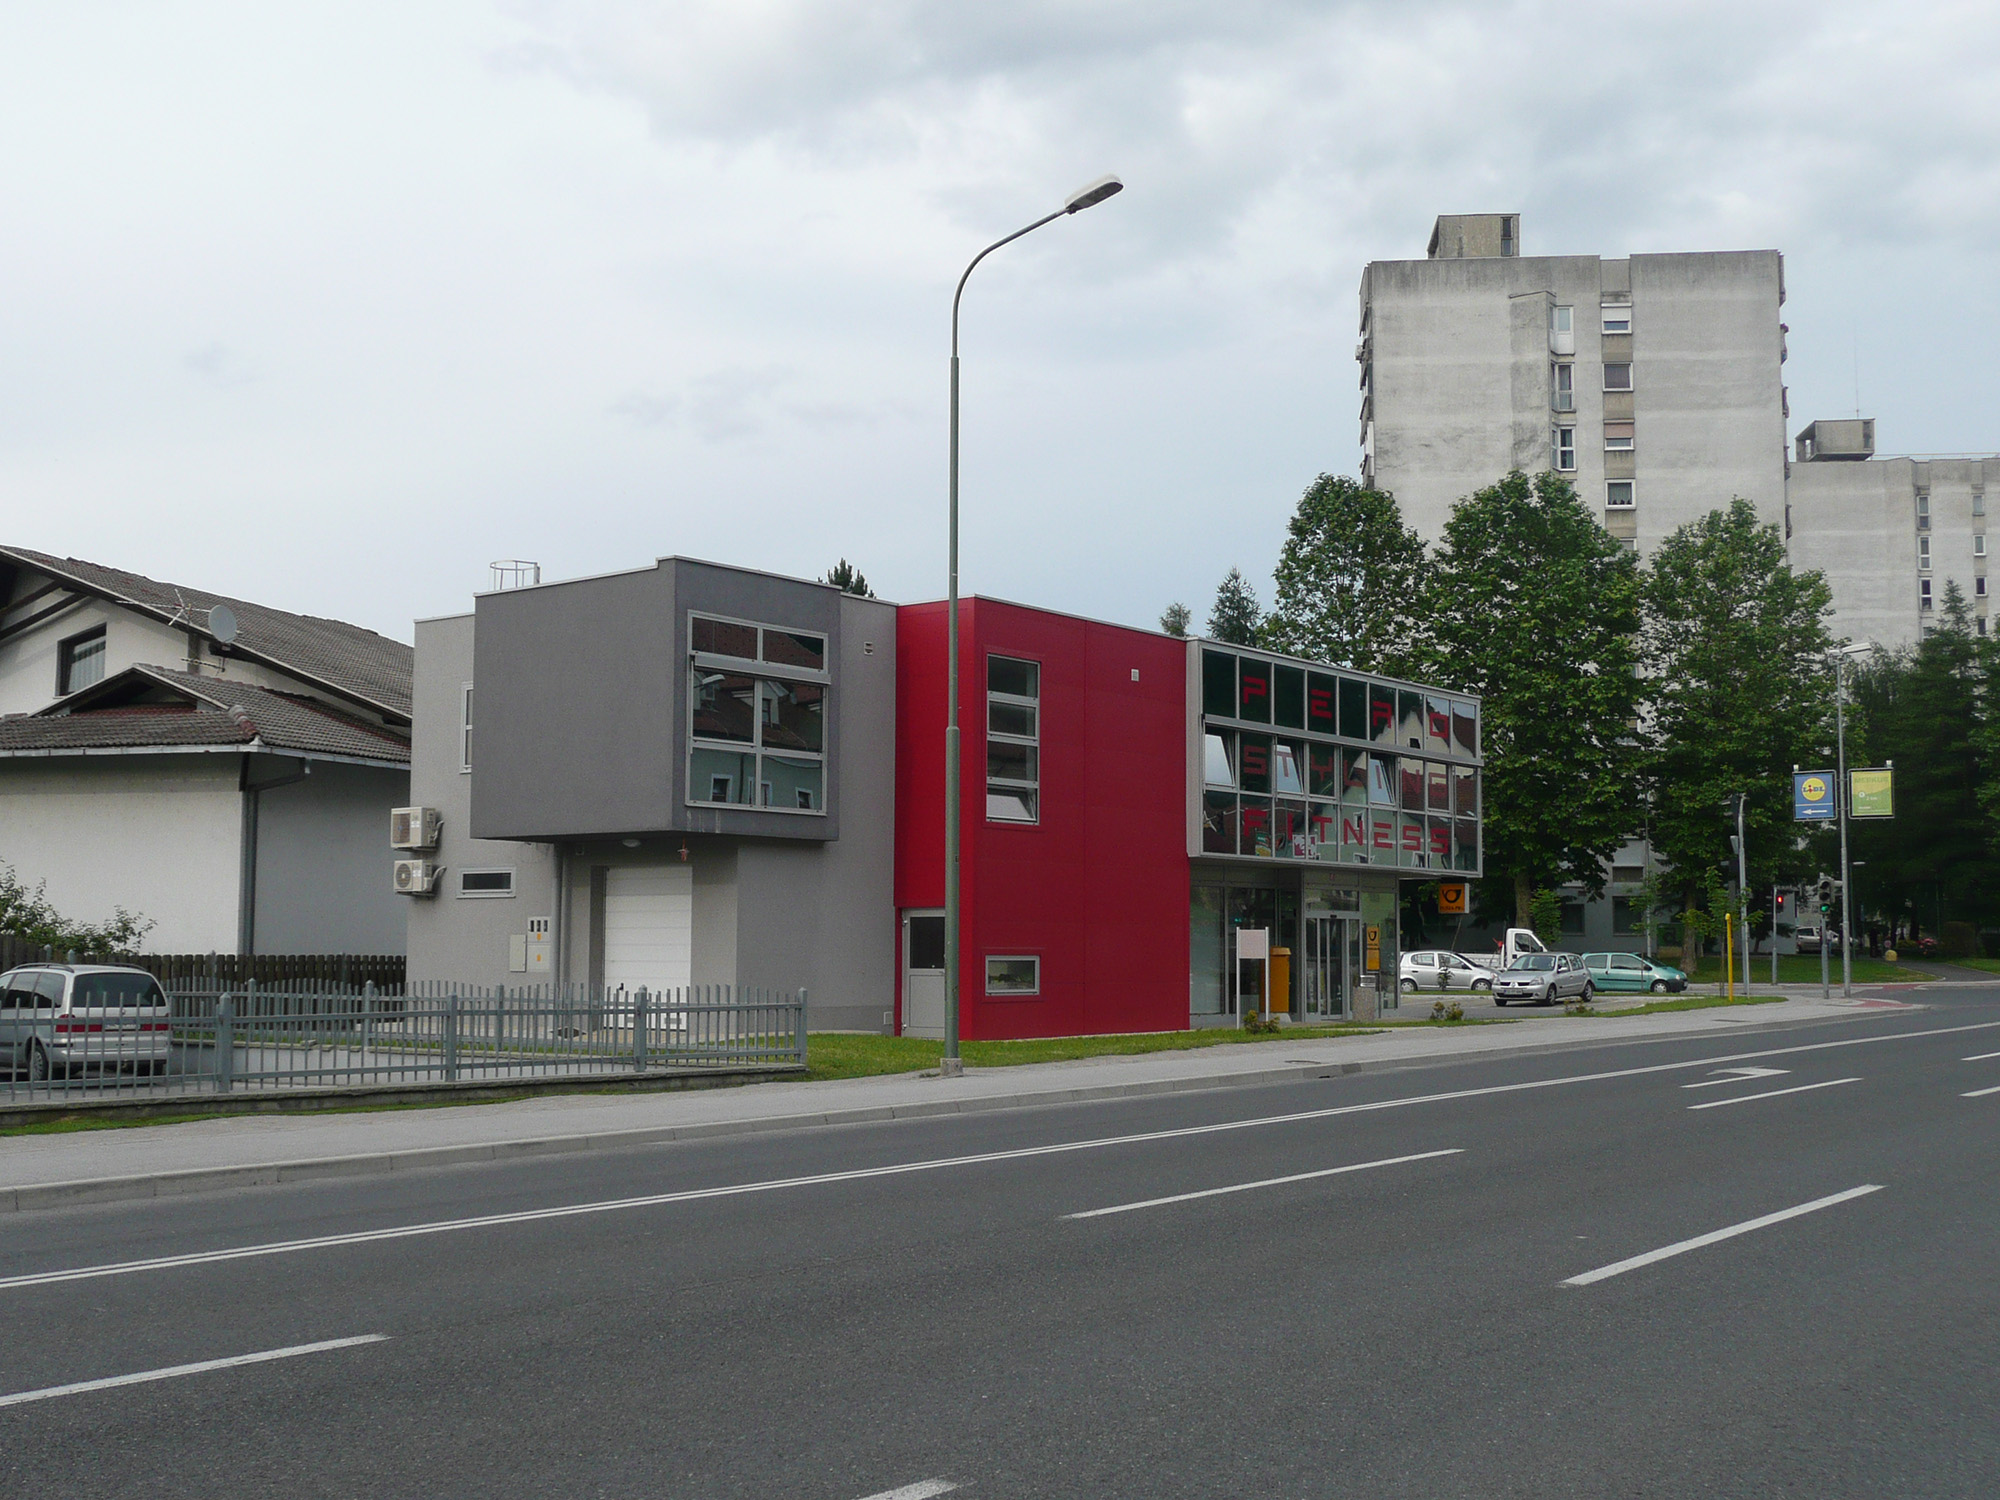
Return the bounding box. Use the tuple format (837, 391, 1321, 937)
(1793, 770, 1836, 821)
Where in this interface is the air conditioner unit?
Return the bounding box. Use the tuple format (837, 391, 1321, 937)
(390, 807, 442, 850)
(393, 859, 442, 895)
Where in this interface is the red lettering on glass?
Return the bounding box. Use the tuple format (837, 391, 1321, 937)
(1373, 821, 1393, 849)
(1343, 817, 1366, 846)
(1241, 674, 1268, 703)
(1241, 745, 1268, 778)
(1430, 827, 1451, 857)
(1402, 824, 1422, 851)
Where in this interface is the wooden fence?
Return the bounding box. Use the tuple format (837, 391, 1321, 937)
(0, 936, 405, 993)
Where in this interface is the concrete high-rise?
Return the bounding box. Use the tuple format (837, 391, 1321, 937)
(1357, 214, 1789, 554)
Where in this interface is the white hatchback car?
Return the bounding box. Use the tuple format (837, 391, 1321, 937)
(1398, 950, 1493, 994)
(0, 965, 173, 1080)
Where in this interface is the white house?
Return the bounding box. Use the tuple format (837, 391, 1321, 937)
(0, 546, 411, 955)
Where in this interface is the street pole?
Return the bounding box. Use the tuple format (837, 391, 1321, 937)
(1836, 655, 1855, 998)
(1735, 792, 1750, 994)
(1770, 885, 1778, 987)
(941, 176, 1121, 1077)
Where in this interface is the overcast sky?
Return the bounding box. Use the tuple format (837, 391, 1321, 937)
(4, 2, 1995, 643)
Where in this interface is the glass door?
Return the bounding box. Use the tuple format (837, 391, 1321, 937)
(1301, 914, 1349, 1020)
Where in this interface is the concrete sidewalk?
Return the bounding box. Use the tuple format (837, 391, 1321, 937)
(0, 995, 1914, 1213)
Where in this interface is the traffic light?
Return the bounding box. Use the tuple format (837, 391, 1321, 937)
(1776, 892, 1788, 916)
(1816, 875, 1835, 914)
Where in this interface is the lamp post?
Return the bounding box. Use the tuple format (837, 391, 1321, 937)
(1834, 642, 1874, 998)
(941, 174, 1122, 1077)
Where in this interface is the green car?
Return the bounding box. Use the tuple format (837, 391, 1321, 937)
(1580, 953, 1687, 994)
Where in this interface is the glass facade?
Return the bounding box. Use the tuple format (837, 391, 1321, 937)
(1194, 645, 1481, 874)
(687, 614, 829, 814)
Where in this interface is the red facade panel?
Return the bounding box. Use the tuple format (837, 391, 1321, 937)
(896, 598, 1189, 1040)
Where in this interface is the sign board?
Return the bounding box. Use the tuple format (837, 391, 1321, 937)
(1437, 882, 1467, 915)
(1235, 927, 1268, 960)
(1793, 770, 1836, 821)
(1364, 925, 1381, 971)
(1849, 767, 1894, 819)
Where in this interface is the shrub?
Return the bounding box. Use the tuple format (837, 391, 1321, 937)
(1939, 921, 1980, 960)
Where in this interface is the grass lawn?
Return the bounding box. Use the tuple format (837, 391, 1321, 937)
(1682, 954, 1924, 986)
(802, 1024, 1391, 1081)
(1939, 957, 2000, 975)
(1592, 993, 1788, 1017)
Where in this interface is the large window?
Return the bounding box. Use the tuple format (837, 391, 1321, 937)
(1603, 362, 1633, 392)
(986, 955, 1040, 995)
(57, 626, 106, 696)
(687, 614, 827, 814)
(986, 655, 1040, 823)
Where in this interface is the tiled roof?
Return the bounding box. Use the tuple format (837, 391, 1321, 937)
(0, 667, 409, 763)
(0, 546, 412, 719)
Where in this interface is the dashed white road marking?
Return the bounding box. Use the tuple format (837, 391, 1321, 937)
(1962, 1050, 2000, 1061)
(1562, 1186, 1883, 1287)
(1963, 1084, 2000, 1099)
(852, 1482, 958, 1500)
(0, 1335, 387, 1408)
(1686, 1077, 1861, 1110)
(1681, 1066, 1789, 1089)
(1063, 1148, 1463, 1220)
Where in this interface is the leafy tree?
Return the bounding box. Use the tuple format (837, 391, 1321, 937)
(1641, 498, 1835, 960)
(0, 862, 153, 954)
(1262, 474, 1425, 673)
(1207, 568, 1262, 646)
(1414, 471, 1643, 928)
(822, 560, 875, 598)
(1158, 602, 1192, 638)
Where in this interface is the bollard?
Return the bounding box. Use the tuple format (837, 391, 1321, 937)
(634, 987, 650, 1073)
(215, 994, 236, 1094)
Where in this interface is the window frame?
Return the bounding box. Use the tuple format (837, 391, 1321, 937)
(1921, 578, 1934, 610)
(686, 610, 830, 817)
(457, 868, 516, 899)
(1550, 361, 1575, 412)
(1603, 420, 1635, 452)
(459, 683, 474, 773)
(1602, 362, 1633, 392)
(1600, 299, 1632, 335)
(1553, 425, 1576, 472)
(57, 625, 108, 697)
(984, 954, 1041, 996)
(1606, 480, 1635, 509)
(985, 653, 1041, 825)
(1919, 535, 1932, 572)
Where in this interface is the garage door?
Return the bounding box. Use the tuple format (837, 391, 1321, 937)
(602, 864, 693, 993)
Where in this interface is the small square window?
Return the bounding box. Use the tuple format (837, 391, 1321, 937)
(1604, 421, 1635, 451)
(1921, 579, 1934, 609)
(1550, 305, 1572, 335)
(458, 869, 515, 898)
(1917, 493, 1930, 518)
(1919, 536, 1931, 570)
(1977, 535, 1987, 558)
(1553, 427, 1575, 471)
(1975, 493, 1987, 517)
(1603, 363, 1633, 392)
(1606, 481, 1635, 509)
(1979, 577, 1989, 599)
(1551, 363, 1574, 412)
(985, 956, 1040, 996)
(1601, 299, 1632, 334)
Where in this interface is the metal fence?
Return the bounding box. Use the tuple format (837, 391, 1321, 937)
(0, 981, 807, 1105)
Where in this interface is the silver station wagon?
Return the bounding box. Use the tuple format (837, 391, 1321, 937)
(1, 965, 172, 1080)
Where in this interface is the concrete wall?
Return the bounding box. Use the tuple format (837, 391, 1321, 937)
(404, 613, 560, 989)
(252, 758, 410, 954)
(1361, 245, 1786, 551)
(0, 755, 242, 952)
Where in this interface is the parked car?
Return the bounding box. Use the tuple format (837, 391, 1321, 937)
(1580, 952, 1687, 994)
(1794, 925, 1841, 955)
(1490, 952, 1593, 1007)
(1399, 950, 1493, 993)
(0, 965, 172, 1081)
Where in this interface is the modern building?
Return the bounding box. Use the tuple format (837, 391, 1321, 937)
(1358, 213, 1789, 554)
(0, 546, 412, 954)
(405, 555, 1484, 1038)
(1787, 418, 1998, 644)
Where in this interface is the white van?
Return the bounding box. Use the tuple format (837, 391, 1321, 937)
(0, 965, 172, 1081)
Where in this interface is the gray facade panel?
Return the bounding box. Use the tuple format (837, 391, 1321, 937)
(252, 759, 410, 955)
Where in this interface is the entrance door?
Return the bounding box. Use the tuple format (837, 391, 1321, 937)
(1301, 914, 1353, 1020)
(902, 910, 947, 1039)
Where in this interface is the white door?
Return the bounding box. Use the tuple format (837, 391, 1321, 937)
(602, 865, 694, 995)
(903, 910, 946, 1039)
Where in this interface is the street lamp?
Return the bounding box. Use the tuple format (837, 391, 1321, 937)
(941, 174, 1122, 1077)
(1834, 641, 1875, 997)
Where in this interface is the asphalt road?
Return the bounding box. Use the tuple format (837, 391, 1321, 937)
(2, 988, 1996, 1498)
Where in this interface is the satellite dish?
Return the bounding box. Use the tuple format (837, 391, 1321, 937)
(207, 604, 239, 646)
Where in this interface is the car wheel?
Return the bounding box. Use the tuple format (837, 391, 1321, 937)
(27, 1045, 50, 1083)
(1399, 978, 1416, 993)
(1473, 978, 1491, 992)
(1650, 979, 1668, 994)
(1537, 993, 1556, 1007)
(1581, 982, 1594, 1001)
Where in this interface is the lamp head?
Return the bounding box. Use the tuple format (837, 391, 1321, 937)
(1064, 174, 1123, 213)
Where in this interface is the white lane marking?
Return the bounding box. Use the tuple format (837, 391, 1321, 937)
(1563, 1186, 1882, 1287)
(0, 1335, 387, 1409)
(1681, 1066, 1790, 1089)
(3, 1020, 1993, 1294)
(1963, 1051, 2000, 1061)
(1964, 1084, 2000, 1098)
(1064, 1148, 1463, 1220)
(852, 1483, 958, 1500)
(1686, 1077, 1861, 1110)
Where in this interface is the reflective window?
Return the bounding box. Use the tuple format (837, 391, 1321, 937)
(1368, 755, 1396, 805)
(1339, 677, 1369, 740)
(987, 740, 1038, 784)
(759, 679, 824, 753)
(1370, 685, 1397, 745)
(1454, 818, 1478, 871)
(1238, 733, 1272, 794)
(985, 957, 1040, 996)
(989, 700, 1036, 739)
(1428, 763, 1451, 811)
(689, 613, 832, 816)
(1454, 765, 1478, 818)
(1202, 650, 1236, 717)
(692, 672, 757, 743)
(1239, 796, 1274, 858)
(1308, 801, 1337, 851)
(1308, 744, 1341, 798)
(1400, 759, 1425, 810)
(1203, 732, 1235, 789)
(1399, 690, 1424, 749)
(1238, 657, 1271, 722)
(691, 747, 756, 804)
(1426, 696, 1452, 751)
(1202, 792, 1236, 853)
(692, 617, 758, 660)
(763, 630, 825, 671)
(1307, 672, 1338, 734)
(1342, 749, 1369, 804)
(1452, 700, 1478, 755)
(989, 656, 1039, 699)
(1273, 665, 1305, 729)
(1272, 741, 1305, 797)
(987, 654, 1040, 824)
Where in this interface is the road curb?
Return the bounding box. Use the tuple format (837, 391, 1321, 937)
(0, 1060, 1369, 1214)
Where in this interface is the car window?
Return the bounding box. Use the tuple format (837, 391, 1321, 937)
(33, 972, 65, 1008)
(1612, 956, 1645, 971)
(73, 973, 167, 1008)
(1512, 955, 1556, 971)
(1584, 955, 1606, 971)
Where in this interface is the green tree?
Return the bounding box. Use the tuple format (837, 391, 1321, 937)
(1415, 471, 1643, 927)
(1207, 568, 1262, 646)
(0, 862, 153, 954)
(1262, 474, 1425, 673)
(1159, 602, 1192, 638)
(822, 559, 874, 598)
(1641, 498, 1835, 959)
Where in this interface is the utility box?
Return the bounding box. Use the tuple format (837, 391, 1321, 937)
(390, 807, 443, 850)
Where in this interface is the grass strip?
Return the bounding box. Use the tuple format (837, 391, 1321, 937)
(803, 1025, 1390, 1081)
(1682, 955, 1924, 985)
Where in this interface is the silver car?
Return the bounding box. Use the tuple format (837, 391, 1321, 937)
(1399, 950, 1493, 994)
(1, 965, 173, 1080)
(1490, 952, 1594, 1007)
